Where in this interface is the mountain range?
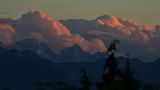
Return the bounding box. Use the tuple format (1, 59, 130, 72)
(0, 10, 160, 89)
(0, 45, 160, 90)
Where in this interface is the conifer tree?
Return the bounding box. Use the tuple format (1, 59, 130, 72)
(122, 53, 138, 90)
(98, 40, 119, 90)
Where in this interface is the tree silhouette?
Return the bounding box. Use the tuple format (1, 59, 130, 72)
(79, 68, 92, 90)
(121, 53, 138, 90)
(107, 40, 119, 53)
(103, 53, 118, 85)
(97, 40, 119, 90)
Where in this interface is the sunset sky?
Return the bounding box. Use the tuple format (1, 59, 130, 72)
(0, 0, 160, 25)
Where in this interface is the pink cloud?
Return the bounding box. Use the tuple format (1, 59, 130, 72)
(0, 10, 159, 61)
(142, 24, 155, 32)
(0, 24, 15, 45)
(12, 10, 107, 54)
(74, 35, 107, 54)
(96, 15, 124, 29)
(95, 15, 155, 41)
(0, 24, 15, 33)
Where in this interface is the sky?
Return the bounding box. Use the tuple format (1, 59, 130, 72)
(0, 0, 160, 25)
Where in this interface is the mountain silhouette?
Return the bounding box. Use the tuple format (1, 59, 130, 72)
(0, 46, 73, 90)
(0, 45, 160, 90)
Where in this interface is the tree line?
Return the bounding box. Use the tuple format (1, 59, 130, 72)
(1, 40, 160, 90)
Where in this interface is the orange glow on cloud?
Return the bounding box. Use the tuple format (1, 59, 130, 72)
(0, 10, 159, 60)
(142, 24, 155, 32)
(96, 15, 124, 28)
(13, 10, 107, 54)
(95, 15, 156, 41)
(0, 24, 15, 33)
(74, 35, 107, 54)
(0, 24, 15, 45)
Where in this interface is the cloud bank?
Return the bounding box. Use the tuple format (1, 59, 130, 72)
(0, 24, 15, 45)
(0, 10, 159, 61)
(61, 14, 160, 62)
(0, 10, 106, 54)
(96, 15, 155, 41)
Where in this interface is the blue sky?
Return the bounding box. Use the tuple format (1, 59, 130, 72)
(0, 0, 160, 25)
